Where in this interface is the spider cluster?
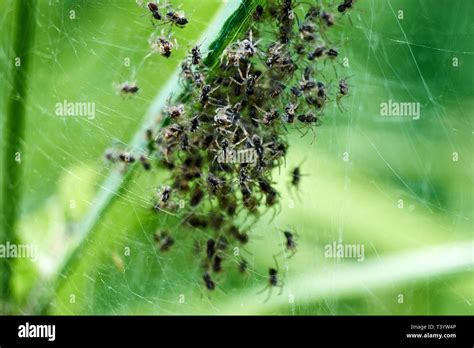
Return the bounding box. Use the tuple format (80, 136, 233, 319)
(142, 0, 188, 27)
(109, 0, 353, 298)
(139, 1, 189, 58)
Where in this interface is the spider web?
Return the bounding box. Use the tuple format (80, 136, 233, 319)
(3, 0, 473, 315)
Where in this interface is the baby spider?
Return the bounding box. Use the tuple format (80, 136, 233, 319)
(253, 105, 280, 126)
(212, 255, 224, 273)
(284, 102, 299, 123)
(199, 84, 219, 107)
(154, 185, 176, 213)
(237, 30, 261, 58)
(202, 272, 215, 290)
(336, 77, 352, 112)
(290, 85, 303, 98)
(221, 46, 244, 68)
(291, 165, 302, 188)
(241, 185, 258, 214)
(163, 123, 184, 141)
(179, 60, 193, 84)
(337, 0, 358, 26)
(238, 258, 248, 273)
(258, 178, 279, 208)
(118, 151, 136, 164)
(207, 172, 224, 195)
(316, 81, 328, 100)
(206, 238, 217, 260)
(266, 43, 295, 72)
(221, 31, 260, 68)
(166, 6, 188, 27)
(253, 4, 264, 21)
(192, 71, 206, 87)
(280, 0, 296, 21)
(190, 45, 202, 65)
(322, 46, 346, 77)
(214, 102, 241, 129)
(288, 160, 308, 197)
(257, 256, 284, 303)
(307, 46, 326, 61)
(278, 0, 297, 43)
(104, 149, 117, 163)
(228, 225, 249, 245)
(262, 108, 280, 126)
(139, 154, 151, 170)
(299, 22, 316, 42)
(299, 67, 317, 92)
(159, 185, 171, 202)
(321, 11, 335, 27)
(231, 63, 263, 96)
(146, 1, 162, 20)
(252, 105, 280, 128)
(298, 112, 319, 143)
(165, 100, 185, 119)
(150, 30, 177, 58)
(118, 81, 139, 95)
(154, 230, 174, 252)
(305, 6, 320, 21)
(326, 48, 339, 58)
(269, 80, 286, 98)
(279, 230, 298, 258)
(338, 0, 355, 13)
(284, 230, 297, 252)
(339, 77, 350, 96)
(266, 42, 284, 68)
(186, 214, 208, 229)
(189, 113, 200, 133)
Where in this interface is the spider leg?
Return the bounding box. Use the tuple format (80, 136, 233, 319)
(331, 60, 339, 79)
(230, 77, 244, 86)
(295, 185, 303, 201)
(310, 127, 317, 144)
(294, 124, 305, 137)
(286, 249, 297, 259)
(336, 95, 348, 112)
(263, 287, 273, 303)
(267, 205, 281, 224)
(238, 66, 245, 81)
(245, 63, 251, 80)
(347, 13, 354, 27)
(272, 255, 280, 272)
(278, 283, 284, 296)
(300, 125, 310, 138)
(274, 249, 286, 259)
(256, 284, 269, 295)
(207, 97, 226, 107)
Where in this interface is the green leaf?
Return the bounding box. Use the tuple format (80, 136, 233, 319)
(1, 0, 37, 311)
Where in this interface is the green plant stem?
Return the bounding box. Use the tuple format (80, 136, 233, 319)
(1, 0, 37, 311)
(36, 0, 263, 314)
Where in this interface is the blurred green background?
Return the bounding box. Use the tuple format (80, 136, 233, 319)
(0, 0, 472, 315)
